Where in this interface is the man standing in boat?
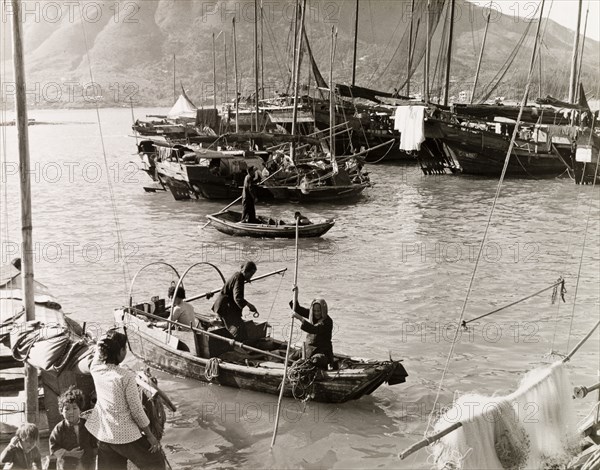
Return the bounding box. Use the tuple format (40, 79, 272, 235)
(241, 166, 259, 224)
(212, 262, 258, 341)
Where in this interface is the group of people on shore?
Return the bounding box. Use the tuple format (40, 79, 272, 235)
(1, 331, 165, 470)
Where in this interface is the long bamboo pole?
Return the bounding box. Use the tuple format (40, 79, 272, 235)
(185, 268, 287, 303)
(563, 319, 600, 363)
(398, 422, 462, 460)
(11, 0, 38, 425)
(271, 215, 300, 447)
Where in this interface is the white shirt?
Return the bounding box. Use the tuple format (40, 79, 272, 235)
(85, 360, 150, 444)
(170, 301, 195, 327)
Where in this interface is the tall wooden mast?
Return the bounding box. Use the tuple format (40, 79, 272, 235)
(10, 0, 38, 424)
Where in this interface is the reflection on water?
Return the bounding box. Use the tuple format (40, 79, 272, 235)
(1, 108, 598, 469)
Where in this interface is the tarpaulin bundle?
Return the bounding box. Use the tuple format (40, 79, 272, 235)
(10, 321, 93, 375)
(431, 362, 579, 469)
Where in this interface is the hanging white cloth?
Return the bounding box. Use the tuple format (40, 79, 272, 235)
(394, 105, 426, 151)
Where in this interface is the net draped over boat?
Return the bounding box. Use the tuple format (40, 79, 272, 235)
(431, 361, 579, 469)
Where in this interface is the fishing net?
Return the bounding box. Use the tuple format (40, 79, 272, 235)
(431, 361, 580, 469)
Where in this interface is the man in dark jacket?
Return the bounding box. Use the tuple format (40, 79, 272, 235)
(241, 167, 259, 223)
(291, 298, 334, 368)
(211, 262, 258, 341)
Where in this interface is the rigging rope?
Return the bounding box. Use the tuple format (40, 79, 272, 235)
(476, 20, 534, 103)
(564, 143, 600, 353)
(265, 270, 286, 321)
(424, 0, 546, 437)
(461, 278, 565, 328)
(78, 9, 131, 293)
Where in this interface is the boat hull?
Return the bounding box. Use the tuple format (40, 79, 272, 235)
(428, 119, 571, 178)
(119, 311, 407, 404)
(206, 211, 335, 238)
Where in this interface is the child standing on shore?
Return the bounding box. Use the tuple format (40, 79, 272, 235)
(0, 422, 42, 469)
(49, 386, 97, 470)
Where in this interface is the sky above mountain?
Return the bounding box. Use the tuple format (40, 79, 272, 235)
(467, 0, 599, 40)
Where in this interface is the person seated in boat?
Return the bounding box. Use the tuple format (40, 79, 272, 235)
(290, 296, 334, 369)
(241, 167, 259, 224)
(167, 285, 195, 328)
(211, 262, 258, 342)
(294, 212, 311, 226)
(260, 166, 270, 180)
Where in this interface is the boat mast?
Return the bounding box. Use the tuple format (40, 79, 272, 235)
(424, 0, 430, 103)
(470, 8, 491, 104)
(260, 0, 265, 100)
(568, 0, 583, 103)
(351, 0, 359, 86)
(224, 34, 228, 105)
(233, 18, 239, 133)
(173, 54, 176, 103)
(253, 0, 260, 131)
(212, 32, 217, 111)
(575, 5, 589, 103)
(10, 0, 38, 425)
(406, 0, 415, 97)
(443, 0, 456, 106)
(290, 0, 306, 163)
(329, 26, 337, 157)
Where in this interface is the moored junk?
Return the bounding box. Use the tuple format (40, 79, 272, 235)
(386, 99, 599, 181)
(135, 136, 371, 203)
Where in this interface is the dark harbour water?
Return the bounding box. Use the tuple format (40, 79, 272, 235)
(1, 107, 598, 469)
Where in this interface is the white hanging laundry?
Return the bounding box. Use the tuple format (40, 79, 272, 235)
(394, 105, 426, 151)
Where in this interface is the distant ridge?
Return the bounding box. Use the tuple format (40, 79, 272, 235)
(1, 0, 597, 108)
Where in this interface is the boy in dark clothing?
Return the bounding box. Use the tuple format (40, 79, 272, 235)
(0, 423, 42, 469)
(49, 386, 97, 470)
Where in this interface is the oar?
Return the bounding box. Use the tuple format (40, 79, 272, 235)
(126, 306, 292, 364)
(201, 167, 283, 229)
(271, 214, 300, 448)
(162, 268, 287, 309)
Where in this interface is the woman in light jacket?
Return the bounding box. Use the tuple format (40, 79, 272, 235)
(85, 330, 164, 470)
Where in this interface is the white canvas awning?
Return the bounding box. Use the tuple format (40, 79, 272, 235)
(167, 93, 198, 119)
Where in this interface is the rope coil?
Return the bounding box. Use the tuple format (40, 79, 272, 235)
(286, 359, 318, 401)
(204, 357, 220, 381)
